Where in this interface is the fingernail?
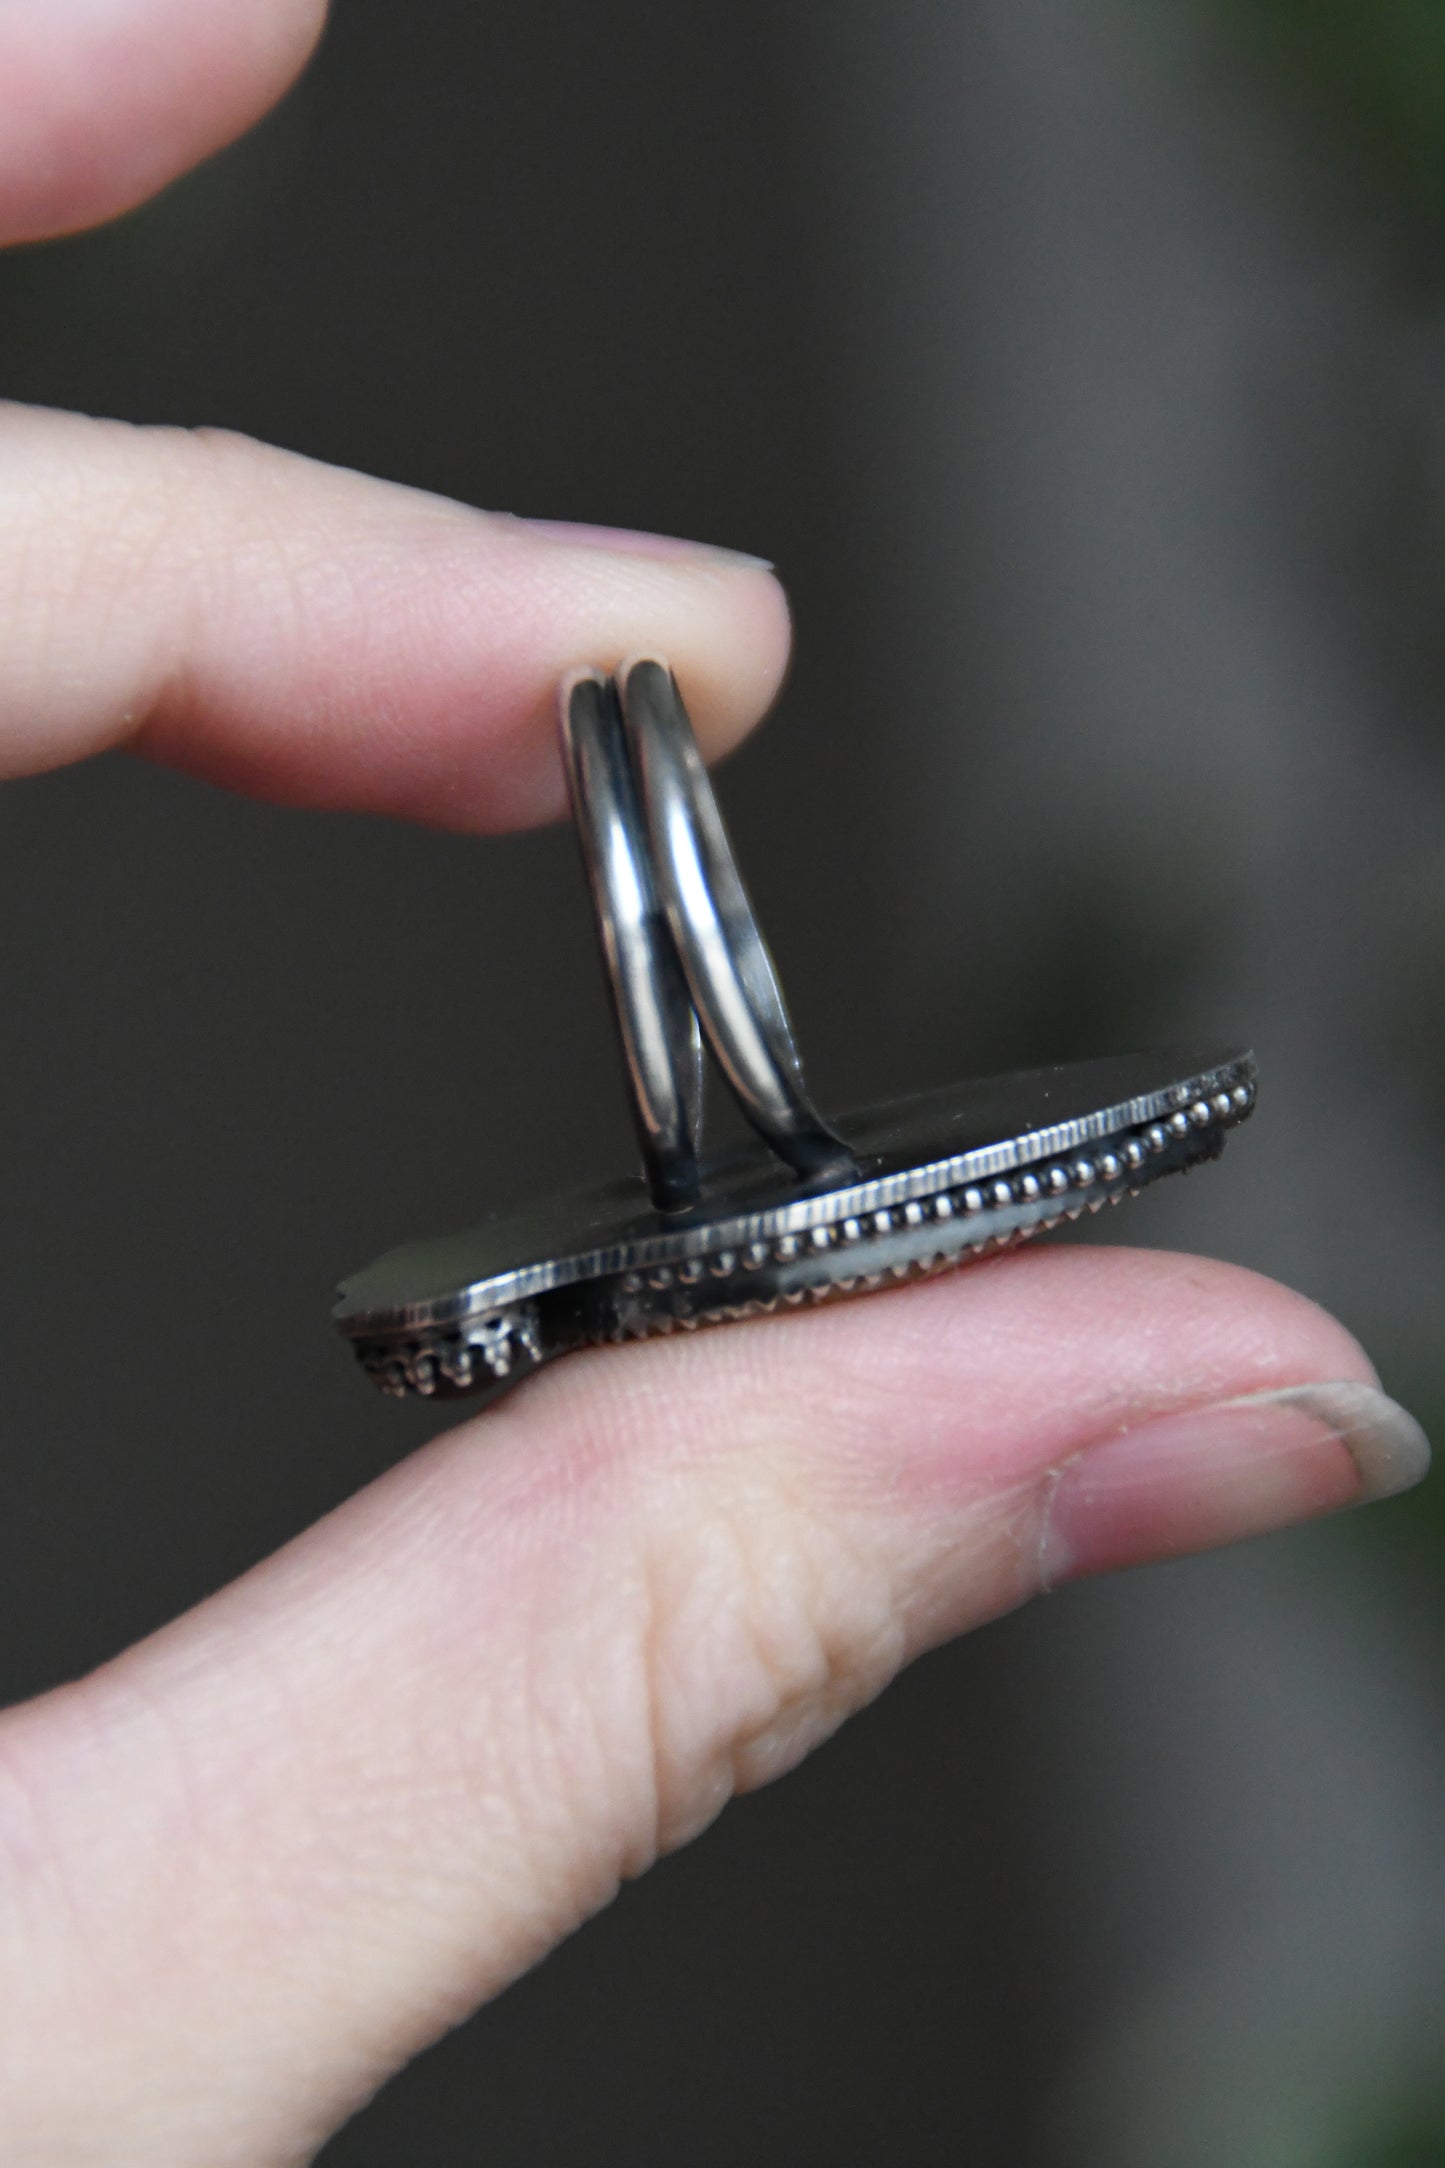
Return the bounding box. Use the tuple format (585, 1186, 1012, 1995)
(508, 515, 773, 573)
(1040, 1380, 1432, 1589)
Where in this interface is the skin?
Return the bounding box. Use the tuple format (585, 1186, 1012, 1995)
(0, 7, 1421, 2161)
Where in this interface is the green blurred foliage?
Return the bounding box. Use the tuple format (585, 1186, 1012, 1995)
(1198, 0, 1445, 1579)
(1330, 1366, 1445, 1608)
(1374, 1368, 1445, 1562)
(1327, 2103, 1445, 2166)
(1218, 0, 1445, 228)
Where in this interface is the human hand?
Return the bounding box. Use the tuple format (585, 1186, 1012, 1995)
(0, 5, 1430, 2160)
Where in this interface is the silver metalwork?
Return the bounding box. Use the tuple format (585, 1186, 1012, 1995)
(334, 664, 1258, 1401)
(618, 660, 855, 1188)
(560, 669, 704, 1210)
(336, 1045, 1258, 1400)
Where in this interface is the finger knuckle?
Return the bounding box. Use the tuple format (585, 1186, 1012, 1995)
(633, 1466, 906, 1857)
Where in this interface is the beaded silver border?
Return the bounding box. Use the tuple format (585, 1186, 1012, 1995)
(352, 1074, 1254, 1399)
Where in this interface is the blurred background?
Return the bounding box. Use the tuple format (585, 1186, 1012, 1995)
(1, 0, 1442, 2159)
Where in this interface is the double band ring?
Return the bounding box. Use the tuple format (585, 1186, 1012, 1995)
(334, 663, 1256, 1399)
(562, 660, 855, 1211)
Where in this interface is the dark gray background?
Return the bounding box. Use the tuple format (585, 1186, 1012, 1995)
(2, 3, 1442, 2161)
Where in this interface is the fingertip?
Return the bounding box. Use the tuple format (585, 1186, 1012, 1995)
(665, 555, 793, 769)
(505, 517, 792, 794)
(142, 489, 793, 833)
(0, 408, 793, 831)
(166, 506, 792, 833)
(0, 0, 329, 246)
(506, 1244, 1383, 1537)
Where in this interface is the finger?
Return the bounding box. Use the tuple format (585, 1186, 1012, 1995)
(0, 405, 789, 829)
(0, 1250, 1424, 2160)
(0, 0, 328, 246)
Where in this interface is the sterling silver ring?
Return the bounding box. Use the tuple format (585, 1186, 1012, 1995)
(616, 660, 856, 1192)
(334, 664, 1256, 1399)
(560, 668, 705, 1211)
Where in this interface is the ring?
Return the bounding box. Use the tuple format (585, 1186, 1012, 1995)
(616, 660, 856, 1190)
(560, 668, 705, 1212)
(333, 664, 1257, 1399)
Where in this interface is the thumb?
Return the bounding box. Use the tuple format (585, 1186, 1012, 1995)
(0, 1249, 1424, 2163)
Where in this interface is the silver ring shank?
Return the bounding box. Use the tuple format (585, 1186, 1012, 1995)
(560, 671, 704, 1211)
(618, 661, 855, 1188)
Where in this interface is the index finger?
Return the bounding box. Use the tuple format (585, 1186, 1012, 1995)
(0, 405, 790, 829)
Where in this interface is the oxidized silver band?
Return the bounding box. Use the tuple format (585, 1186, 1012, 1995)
(561, 662, 854, 1206)
(618, 661, 855, 1189)
(564, 659, 854, 1210)
(560, 670, 705, 1210)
